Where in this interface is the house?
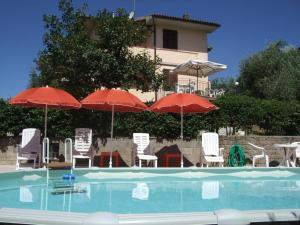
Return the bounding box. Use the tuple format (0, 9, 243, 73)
(130, 14, 224, 101)
(85, 14, 225, 101)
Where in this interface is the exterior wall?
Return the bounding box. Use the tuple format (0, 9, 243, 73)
(2, 136, 300, 168)
(130, 22, 210, 101)
(155, 24, 207, 54)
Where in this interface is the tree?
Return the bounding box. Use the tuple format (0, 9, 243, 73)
(213, 94, 260, 134)
(238, 41, 300, 101)
(32, 0, 162, 99)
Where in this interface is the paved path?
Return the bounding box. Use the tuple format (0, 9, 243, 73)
(0, 165, 16, 172)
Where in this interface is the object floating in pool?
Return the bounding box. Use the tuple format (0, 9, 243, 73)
(62, 173, 75, 180)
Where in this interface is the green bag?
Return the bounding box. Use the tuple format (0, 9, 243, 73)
(228, 144, 246, 167)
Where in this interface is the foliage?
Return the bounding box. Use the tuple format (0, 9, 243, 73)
(238, 41, 300, 101)
(213, 94, 260, 134)
(3, 94, 299, 139)
(30, 0, 162, 99)
(257, 99, 300, 135)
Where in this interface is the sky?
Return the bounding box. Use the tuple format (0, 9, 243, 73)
(0, 0, 299, 99)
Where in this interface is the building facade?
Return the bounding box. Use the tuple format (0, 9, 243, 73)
(130, 14, 221, 101)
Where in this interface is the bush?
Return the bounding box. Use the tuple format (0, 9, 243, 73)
(1, 95, 299, 139)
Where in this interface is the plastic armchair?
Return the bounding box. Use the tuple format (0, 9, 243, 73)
(72, 128, 92, 168)
(133, 133, 157, 168)
(201, 133, 224, 167)
(291, 142, 300, 167)
(16, 128, 41, 170)
(248, 142, 269, 167)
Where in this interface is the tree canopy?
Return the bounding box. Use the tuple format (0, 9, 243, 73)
(30, 0, 162, 99)
(238, 41, 300, 101)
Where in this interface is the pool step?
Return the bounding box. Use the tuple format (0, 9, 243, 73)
(51, 186, 87, 195)
(50, 179, 87, 195)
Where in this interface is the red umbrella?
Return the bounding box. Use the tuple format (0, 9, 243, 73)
(149, 93, 217, 167)
(81, 89, 148, 167)
(10, 86, 81, 138)
(10, 86, 81, 166)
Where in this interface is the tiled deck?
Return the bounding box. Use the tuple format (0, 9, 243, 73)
(0, 165, 16, 172)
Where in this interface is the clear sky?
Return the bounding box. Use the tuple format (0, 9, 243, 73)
(0, 0, 299, 99)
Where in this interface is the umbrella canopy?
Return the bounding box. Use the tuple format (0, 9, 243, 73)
(150, 93, 217, 114)
(81, 89, 147, 113)
(171, 60, 227, 91)
(81, 89, 148, 167)
(149, 93, 217, 167)
(10, 86, 81, 138)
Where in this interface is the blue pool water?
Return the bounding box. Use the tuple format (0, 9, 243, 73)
(0, 168, 300, 214)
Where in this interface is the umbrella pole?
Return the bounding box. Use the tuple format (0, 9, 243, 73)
(180, 107, 184, 168)
(109, 105, 114, 168)
(44, 104, 48, 138)
(43, 104, 49, 167)
(196, 69, 199, 92)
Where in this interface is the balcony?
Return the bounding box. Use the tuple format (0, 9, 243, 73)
(171, 79, 225, 99)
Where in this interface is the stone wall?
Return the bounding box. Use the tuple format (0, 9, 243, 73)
(1, 136, 300, 167)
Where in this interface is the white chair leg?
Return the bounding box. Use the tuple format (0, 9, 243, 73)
(33, 159, 36, 169)
(265, 155, 269, 167)
(253, 157, 256, 167)
(154, 159, 157, 168)
(88, 158, 91, 168)
(73, 158, 76, 168)
(16, 160, 19, 170)
(139, 159, 142, 168)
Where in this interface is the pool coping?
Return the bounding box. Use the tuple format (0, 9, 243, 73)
(0, 207, 300, 225)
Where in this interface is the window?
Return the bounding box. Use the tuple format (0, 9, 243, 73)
(163, 29, 178, 49)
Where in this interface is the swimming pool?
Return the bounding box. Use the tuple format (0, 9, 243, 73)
(0, 168, 300, 224)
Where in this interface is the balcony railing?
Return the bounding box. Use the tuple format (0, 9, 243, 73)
(172, 80, 225, 98)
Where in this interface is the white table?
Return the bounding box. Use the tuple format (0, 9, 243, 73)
(274, 143, 297, 167)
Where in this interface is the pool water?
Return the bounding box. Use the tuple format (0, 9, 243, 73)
(0, 168, 300, 214)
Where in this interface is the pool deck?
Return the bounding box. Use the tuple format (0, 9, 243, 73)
(0, 165, 16, 172)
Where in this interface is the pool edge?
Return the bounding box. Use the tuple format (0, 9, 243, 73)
(0, 208, 300, 225)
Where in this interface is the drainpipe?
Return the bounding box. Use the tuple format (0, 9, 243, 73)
(152, 16, 158, 101)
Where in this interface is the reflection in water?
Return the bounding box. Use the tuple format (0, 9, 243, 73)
(132, 183, 149, 201)
(202, 181, 219, 199)
(1, 175, 300, 214)
(20, 186, 34, 203)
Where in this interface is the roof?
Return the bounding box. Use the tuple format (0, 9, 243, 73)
(136, 14, 220, 28)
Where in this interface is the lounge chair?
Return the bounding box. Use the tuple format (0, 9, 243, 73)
(72, 128, 92, 168)
(248, 143, 269, 167)
(201, 132, 224, 167)
(133, 133, 157, 167)
(16, 128, 41, 170)
(291, 142, 300, 167)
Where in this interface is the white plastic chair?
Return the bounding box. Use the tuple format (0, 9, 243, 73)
(72, 128, 92, 168)
(16, 128, 41, 170)
(133, 133, 157, 167)
(248, 142, 269, 167)
(291, 142, 300, 167)
(201, 132, 224, 167)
